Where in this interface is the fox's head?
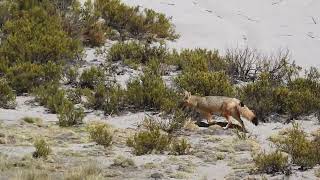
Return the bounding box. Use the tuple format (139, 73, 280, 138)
(180, 90, 193, 107)
(241, 105, 258, 126)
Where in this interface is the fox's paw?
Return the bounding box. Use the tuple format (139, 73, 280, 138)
(223, 126, 228, 130)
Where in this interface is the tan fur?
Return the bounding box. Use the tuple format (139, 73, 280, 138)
(181, 91, 257, 131)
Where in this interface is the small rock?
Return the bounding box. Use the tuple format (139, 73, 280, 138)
(150, 172, 164, 179)
(208, 125, 223, 131)
(0, 137, 6, 144)
(0, 132, 5, 138)
(6, 135, 16, 144)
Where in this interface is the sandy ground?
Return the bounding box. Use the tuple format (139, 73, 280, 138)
(121, 0, 320, 68)
(1, 1, 320, 179)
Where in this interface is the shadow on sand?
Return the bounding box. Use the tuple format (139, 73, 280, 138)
(195, 121, 244, 131)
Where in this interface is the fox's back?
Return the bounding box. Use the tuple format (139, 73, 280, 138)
(196, 96, 239, 113)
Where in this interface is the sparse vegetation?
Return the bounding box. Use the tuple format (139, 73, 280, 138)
(95, 0, 179, 42)
(253, 150, 289, 174)
(176, 71, 235, 96)
(32, 138, 51, 159)
(22, 117, 42, 125)
(106, 41, 168, 65)
(79, 67, 106, 89)
(0, 78, 16, 109)
(65, 162, 103, 180)
(272, 123, 320, 169)
(87, 122, 113, 147)
(57, 101, 85, 127)
(171, 138, 191, 155)
(127, 128, 171, 155)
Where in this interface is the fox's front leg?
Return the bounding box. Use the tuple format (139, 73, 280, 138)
(223, 115, 232, 130)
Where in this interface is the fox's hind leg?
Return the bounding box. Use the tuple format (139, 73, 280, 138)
(205, 113, 214, 124)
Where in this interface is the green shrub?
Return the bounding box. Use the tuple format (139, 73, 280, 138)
(5, 62, 62, 94)
(107, 41, 168, 65)
(240, 74, 320, 121)
(167, 48, 227, 73)
(32, 138, 51, 158)
(33, 83, 66, 113)
(22, 117, 42, 125)
(103, 84, 126, 115)
(175, 71, 235, 96)
(95, 0, 178, 42)
(57, 101, 85, 127)
(79, 67, 106, 89)
(83, 21, 107, 47)
(66, 88, 82, 104)
(84, 83, 126, 115)
(85, 83, 107, 110)
(126, 71, 175, 111)
(127, 128, 171, 155)
(87, 122, 113, 147)
(253, 150, 289, 174)
(239, 73, 280, 121)
(65, 67, 79, 86)
(0, 6, 82, 64)
(285, 78, 320, 118)
(0, 78, 16, 109)
(272, 123, 319, 169)
(171, 138, 191, 155)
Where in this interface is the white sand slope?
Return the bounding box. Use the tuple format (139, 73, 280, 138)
(122, 0, 320, 68)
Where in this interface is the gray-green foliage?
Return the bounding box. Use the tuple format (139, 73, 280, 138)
(87, 122, 113, 147)
(94, 0, 179, 42)
(33, 138, 51, 158)
(253, 150, 289, 174)
(0, 78, 16, 109)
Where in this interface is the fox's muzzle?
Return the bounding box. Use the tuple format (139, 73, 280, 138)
(252, 117, 258, 126)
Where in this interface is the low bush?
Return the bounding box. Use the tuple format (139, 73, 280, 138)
(87, 122, 113, 147)
(5, 62, 62, 94)
(22, 117, 42, 125)
(239, 73, 278, 120)
(167, 48, 227, 73)
(107, 41, 168, 65)
(33, 138, 51, 158)
(65, 67, 79, 86)
(272, 123, 320, 169)
(95, 0, 179, 42)
(33, 83, 66, 113)
(126, 128, 171, 155)
(253, 150, 289, 174)
(57, 101, 85, 127)
(240, 74, 320, 121)
(0, 78, 16, 109)
(126, 71, 177, 111)
(83, 21, 107, 47)
(170, 138, 191, 155)
(66, 88, 82, 104)
(84, 83, 126, 115)
(0, 6, 82, 64)
(175, 71, 235, 96)
(79, 67, 106, 89)
(103, 84, 126, 115)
